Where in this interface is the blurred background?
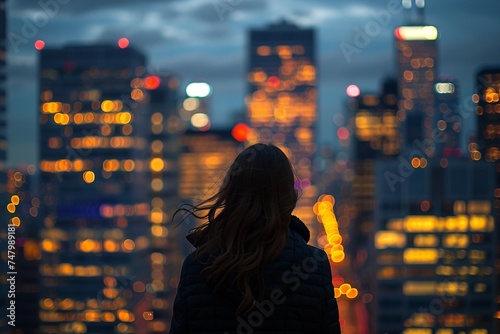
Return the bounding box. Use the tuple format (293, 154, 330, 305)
(1, 0, 500, 333)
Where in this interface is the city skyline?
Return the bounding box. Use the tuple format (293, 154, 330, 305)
(6, 0, 500, 165)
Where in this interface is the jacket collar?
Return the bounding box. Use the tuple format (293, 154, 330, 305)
(186, 215, 310, 246)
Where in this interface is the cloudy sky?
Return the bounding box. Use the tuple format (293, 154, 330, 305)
(7, 0, 500, 165)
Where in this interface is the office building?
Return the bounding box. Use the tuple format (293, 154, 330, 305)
(179, 128, 241, 203)
(247, 20, 318, 241)
(395, 24, 438, 149)
(38, 44, 180, 334)
(474, 67, 500, 332)
(374, 158, 496, 333)
(434, 78, 461, 157)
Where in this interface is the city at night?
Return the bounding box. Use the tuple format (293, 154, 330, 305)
(2, 0, 500, 333)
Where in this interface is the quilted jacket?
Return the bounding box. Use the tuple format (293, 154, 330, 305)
(169, 216, 341, 333)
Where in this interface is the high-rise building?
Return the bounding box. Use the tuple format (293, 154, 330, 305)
(434, 78, 462, 157)
(346, 78, 400, 334)
(179, 129, 240, 203)
(374, 157, 496, 333)
(475, 68, 500, 163)
(0, 0, 6, 164)
(38, 44, 180, 334)
(247, 20, 318, 240)
(395, 24, 438, 149)
(474, 67, 500, 332)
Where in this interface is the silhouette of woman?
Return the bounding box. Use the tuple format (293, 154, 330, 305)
(170, 143, 341, 333)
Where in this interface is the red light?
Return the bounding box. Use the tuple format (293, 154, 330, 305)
(454, 148, 462, 158)
(337, 127, 349, 140)
(199, 121, 211, 132)
(346, 84, 360, 97)
(231, 123, 250, 142)
(34, 40, 45, 50)
(394, 28, 403, 40)
(267, 76, 280, 88)
(332, 275, 344, 287)
(118, 38, 129, 49)
(443, 147, 452, 157)
(144, 75, 161, 90)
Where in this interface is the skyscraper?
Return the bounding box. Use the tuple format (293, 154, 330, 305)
(374, 158, 496, 333)
(474, 67, 500, 333)
(247, 20, 318, 240)
(395, 24, 438, 148)
(475, 68, 500, 163)
(434, 78, 461, 157)
(347, 78, 400, 333)
(179, 129, 240, 202)
(38, 44, 179, 334)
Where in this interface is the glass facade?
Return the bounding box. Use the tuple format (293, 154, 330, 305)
(395, 26, 438, 149)
(375, 158, 496, 333)
(38, 45, 180, 333)
(247, 20, 318, 241)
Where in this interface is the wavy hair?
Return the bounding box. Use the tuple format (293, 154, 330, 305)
(174, 143, 298, 315)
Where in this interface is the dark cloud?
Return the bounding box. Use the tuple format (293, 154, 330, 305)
(6, 0, 500, 165)
(96, 27, 179, 48)
(10, 0, 177, 14)
(190, 0, 267, 23)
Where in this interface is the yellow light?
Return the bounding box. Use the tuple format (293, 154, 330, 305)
(374, 231, 406, 249)
(395, 26, 438, 40)
(11, 195, 20, 205)
(123, 239, 135, 251)
(150, 158, 164, 172)
(339, 283, 351, 294)
(101, 100, 114, 112)
(117, 112, 132, 124)
(404, 248, 438, 264)
(143, 311, 154, 321)
(11, 217, 21, 227)
(7, 203, 16, 213)
(131, 89, 144, 101)
(122, 160, 135, 172)
(183, 98, 199, 111)
(346, 288, 358, 299)
(83, 171, 95, 183)
(257, 46, 271, 56)
(191, 113, 210, 128)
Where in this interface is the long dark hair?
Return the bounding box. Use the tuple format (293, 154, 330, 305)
(174, 143, 298, 315)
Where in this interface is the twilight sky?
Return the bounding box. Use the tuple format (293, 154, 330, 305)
(6, 0, 500, 165)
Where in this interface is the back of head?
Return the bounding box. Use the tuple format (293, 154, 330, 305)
(180, 143, 298, 314)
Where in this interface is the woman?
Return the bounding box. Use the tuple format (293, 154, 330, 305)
(170, 143, 341, 333)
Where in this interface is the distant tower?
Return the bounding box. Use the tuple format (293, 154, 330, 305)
(434, 78, 462, 157)
(475, 68, 500, 163)
(395, 20, 438, 151)
(247, 20, 318, 240)
(474, 67, 500, 333)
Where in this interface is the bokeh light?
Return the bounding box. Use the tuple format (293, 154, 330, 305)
(118, 37, 129, 49)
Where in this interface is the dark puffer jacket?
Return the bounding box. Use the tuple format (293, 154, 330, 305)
(169, 216, 341, 333)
